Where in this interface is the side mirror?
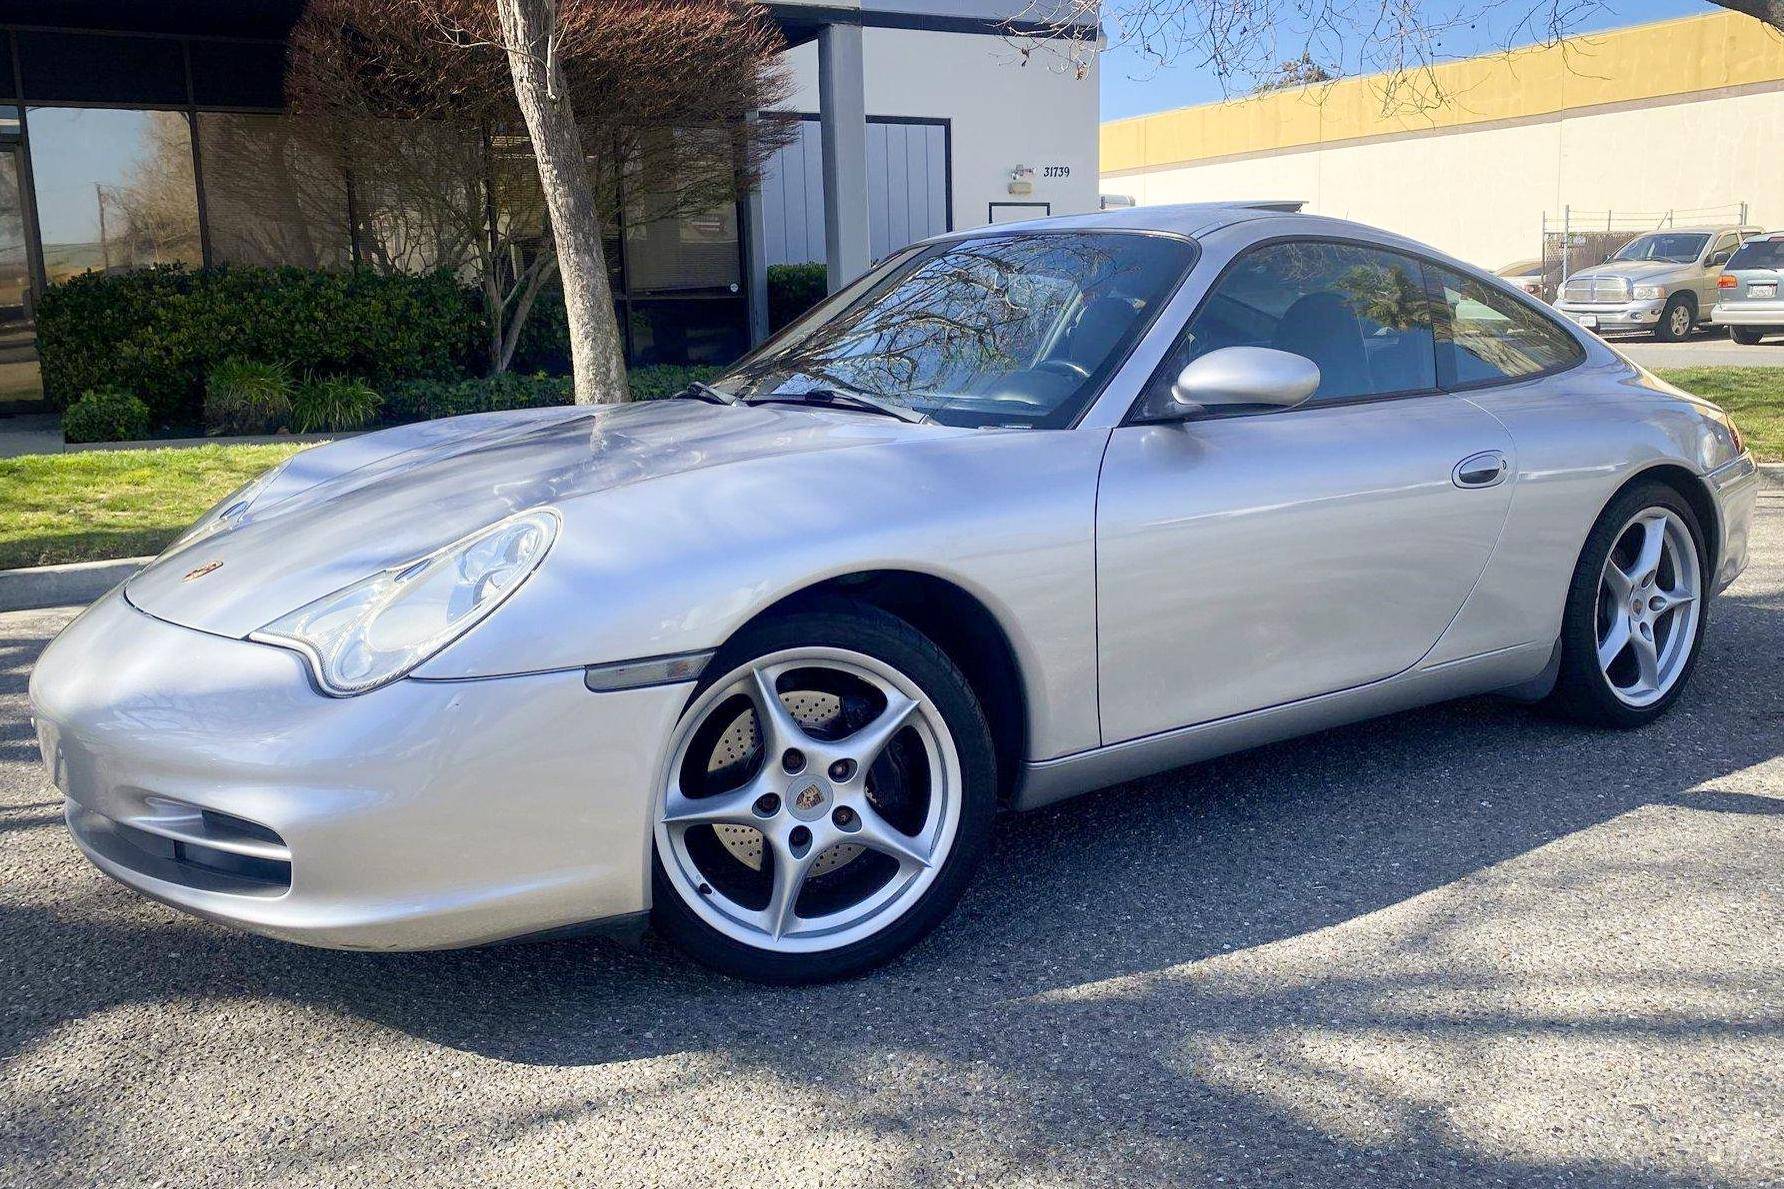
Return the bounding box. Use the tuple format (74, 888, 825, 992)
(1161, 346, 1320, 418)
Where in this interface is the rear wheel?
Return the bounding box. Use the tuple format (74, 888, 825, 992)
(1653, 294, 1695, 342)
(1729, 327, 1767, 346)
(1546, 482, 1708, 727)
(650, 605, 996, 982)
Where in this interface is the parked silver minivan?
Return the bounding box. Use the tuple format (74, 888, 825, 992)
(1711, 232, 1784, 345)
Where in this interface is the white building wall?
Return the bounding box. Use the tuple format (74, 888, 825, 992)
(1106, 87, 1784, 271)
(778, 28, 1101, 242)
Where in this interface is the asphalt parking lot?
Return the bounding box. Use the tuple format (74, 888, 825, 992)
(1619, 328, 1784, 369)
(2, 480, 1781, 1188)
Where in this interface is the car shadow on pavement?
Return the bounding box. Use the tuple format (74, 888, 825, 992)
(3, 575, 1781, 1183)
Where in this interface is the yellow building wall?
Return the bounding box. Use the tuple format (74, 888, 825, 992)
(1101, 10, 1784, 174)
(1099, 11, 1784, 270)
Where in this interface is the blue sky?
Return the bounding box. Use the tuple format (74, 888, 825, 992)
(1100, 0, 1708, 120)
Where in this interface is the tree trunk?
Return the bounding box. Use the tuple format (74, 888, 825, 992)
(1709, 0, 1784, 30)
(496, 0, 630, 403)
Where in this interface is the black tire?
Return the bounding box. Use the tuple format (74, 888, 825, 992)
(1545, 480, 1710, 728)
(1729, 327, 1767, 346)
(1652, 294, 1695, 342)
(650, 601, 997, 982)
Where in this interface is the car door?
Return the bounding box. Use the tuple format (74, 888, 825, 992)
(1094, 238, 1516, 743)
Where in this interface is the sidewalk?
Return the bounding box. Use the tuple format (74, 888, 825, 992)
(0, 415, 353, 460)
(0, 414, 63, 459)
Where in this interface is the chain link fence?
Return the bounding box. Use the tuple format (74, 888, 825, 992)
(1530, 204, 1751, 301)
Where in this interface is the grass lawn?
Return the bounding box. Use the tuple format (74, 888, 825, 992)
(1656, 368, 1784, 462)
(0, 443, 312, 570)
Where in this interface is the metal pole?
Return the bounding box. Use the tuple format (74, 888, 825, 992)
(1561, 204, 1570, 284)
(742, 110, 770, 346)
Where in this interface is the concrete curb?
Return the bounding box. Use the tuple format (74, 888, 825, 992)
(0, 557, 151, 612)
(66, 432, 349, 453)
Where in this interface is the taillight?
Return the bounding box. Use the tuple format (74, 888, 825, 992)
(1718, 274, 1738, 288)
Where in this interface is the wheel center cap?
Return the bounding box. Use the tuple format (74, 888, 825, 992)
(787, 777, 832, 821)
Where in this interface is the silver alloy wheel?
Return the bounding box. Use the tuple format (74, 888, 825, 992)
(655, 647, 962, 954)
(1667, 302, 1692, 339)
(1595, 506, 1701, 707)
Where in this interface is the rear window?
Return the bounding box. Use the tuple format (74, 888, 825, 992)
(1728, 239, 1784, 271)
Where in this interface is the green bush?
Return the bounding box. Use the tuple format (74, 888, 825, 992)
(61, 388, 152, 444)
(381, 365, 722, 425)
(628, 364, 725, 400)
(767, 262, 827, 332)
(204, 358, 292, 436)
(36, 265, 481, 428)
(382, 373, 575, 424)
(291, 375, 383, 433)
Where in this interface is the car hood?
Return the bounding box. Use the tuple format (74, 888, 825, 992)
(127, 399, 959, 639)
(1571, 259, 1695, 285)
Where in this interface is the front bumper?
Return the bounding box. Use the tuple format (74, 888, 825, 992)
(1708, 452, 1760, 595)
(1710, 301, 1784, 328)
(1554, 299, 1666, 330)
(29, 591, 690, 950)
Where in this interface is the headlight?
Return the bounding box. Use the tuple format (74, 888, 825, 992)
(1632, 284, 1666, 301)
(251, 509, 558, 696)
(166, 460, 291, 554)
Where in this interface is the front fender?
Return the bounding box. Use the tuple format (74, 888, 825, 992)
(411, 427, 1112, 761)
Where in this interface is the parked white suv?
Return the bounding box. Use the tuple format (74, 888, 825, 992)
(1555, 226, 1762, 341)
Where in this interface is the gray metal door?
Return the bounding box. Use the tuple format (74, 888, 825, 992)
(759, 117, 948, 267)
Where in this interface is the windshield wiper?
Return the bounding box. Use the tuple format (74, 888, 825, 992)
(745, 387, 929, 424)
(671, 381, 739, 406)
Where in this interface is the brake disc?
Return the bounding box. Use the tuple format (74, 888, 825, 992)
(707, 688, 865, 876)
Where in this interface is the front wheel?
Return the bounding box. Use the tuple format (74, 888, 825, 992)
(1653, 295, 1695, 342)
(1546, 482, 1709, 727)
(650, 604, 996, 982)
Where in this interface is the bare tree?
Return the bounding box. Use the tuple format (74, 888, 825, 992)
(494, 0, 620, 401)
(1021, 0, 1781, 110)
(289, 0, 792, 400)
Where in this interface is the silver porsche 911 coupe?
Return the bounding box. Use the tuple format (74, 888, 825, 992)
(31, 204, 1758, 982)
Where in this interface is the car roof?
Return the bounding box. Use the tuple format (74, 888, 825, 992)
(934, 202, 1310, 241)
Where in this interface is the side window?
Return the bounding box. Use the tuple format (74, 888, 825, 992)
(1709, 233, 1740, 267)
(1428, 264, 1584, 387)
(1148, 240, 1437, 409)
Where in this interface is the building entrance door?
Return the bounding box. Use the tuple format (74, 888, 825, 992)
(0, 109, 41, 407)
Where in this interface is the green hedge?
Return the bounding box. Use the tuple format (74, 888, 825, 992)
(767, 262, 827, 332)
(381, 365, 721, 424)
(37, 265, 481, 428)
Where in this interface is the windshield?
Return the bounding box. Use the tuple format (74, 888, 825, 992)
(713, 231, 1197, 428)
(1611, 233, 1710, 264)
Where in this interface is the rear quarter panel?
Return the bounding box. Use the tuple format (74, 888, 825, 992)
(1426, 352, 1740, 664)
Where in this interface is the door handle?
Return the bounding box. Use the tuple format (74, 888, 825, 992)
(1452, 450, 1509, 489)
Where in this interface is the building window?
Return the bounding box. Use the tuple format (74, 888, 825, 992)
(624, 202, 741, 295)
(196, 114, 351, 270)
(626, 298, 748, 366)
(27, 107, 202, 284)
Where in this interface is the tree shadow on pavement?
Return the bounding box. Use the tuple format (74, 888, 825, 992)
(3, 573, 1781, 1183)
